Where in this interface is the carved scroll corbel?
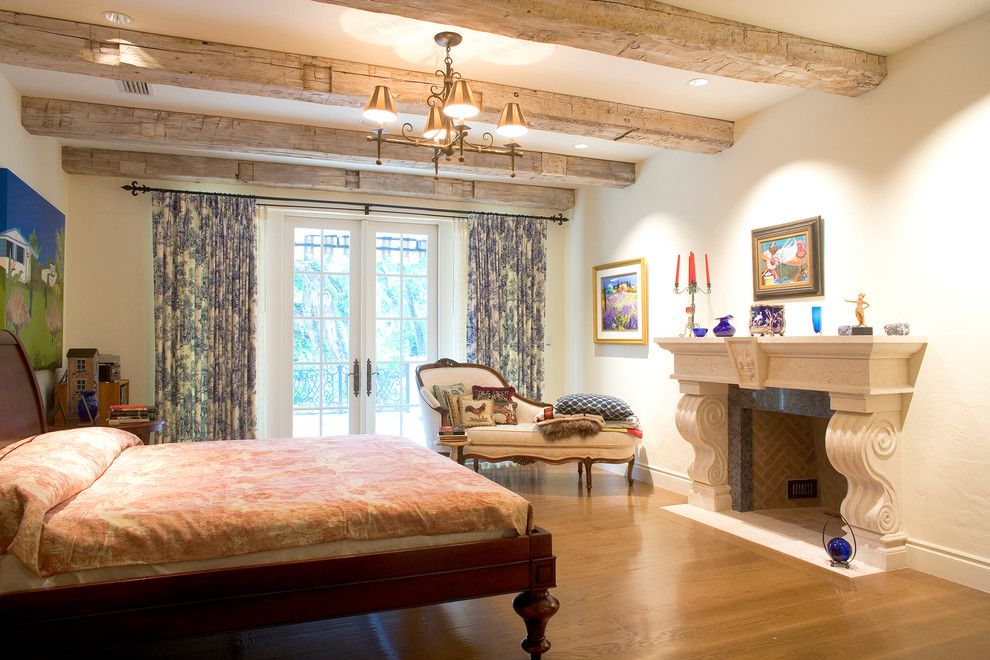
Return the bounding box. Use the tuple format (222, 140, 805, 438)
(674, 383, 730, 510)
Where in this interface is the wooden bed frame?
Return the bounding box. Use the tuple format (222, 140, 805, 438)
(0, 331, 559, 657)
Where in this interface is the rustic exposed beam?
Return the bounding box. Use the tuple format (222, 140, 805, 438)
(61, 147, 575, 210)
(314, 0, 886, 97)
(0, 10, 732, 153)
(23, 98, 634, 188)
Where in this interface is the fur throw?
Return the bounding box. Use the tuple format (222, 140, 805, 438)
(536, 414, 605, 440)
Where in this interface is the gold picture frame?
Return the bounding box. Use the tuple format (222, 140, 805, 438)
(751, 216, 824, 300)
(593, 258, 648, 344)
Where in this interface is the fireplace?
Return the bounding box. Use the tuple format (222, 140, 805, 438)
(728, 386, 846, 513)
(656, 336, 926, 571)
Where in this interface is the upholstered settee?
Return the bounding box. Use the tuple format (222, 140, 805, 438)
(415, 358, 641, 491)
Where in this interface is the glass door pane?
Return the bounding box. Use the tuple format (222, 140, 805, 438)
(291, 226, 354, 436)
(370, 228, 434, 444)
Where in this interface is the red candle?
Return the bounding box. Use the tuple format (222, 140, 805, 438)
(705, 253, 711, 286)
(688, 252, 696, 285)
(675, 254, 681, 287)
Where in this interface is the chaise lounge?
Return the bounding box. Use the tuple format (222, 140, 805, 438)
(416, 359, 642, 490)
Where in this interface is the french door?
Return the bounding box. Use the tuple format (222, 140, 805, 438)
(282, 214, 437, 444)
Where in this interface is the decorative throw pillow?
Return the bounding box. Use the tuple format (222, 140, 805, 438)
(490, 400, 519, 425)
(472, 385, 516, 402)
(433, 383, 466, 425)
(456, 396, 496, 428)
(554, 393, 635, 421)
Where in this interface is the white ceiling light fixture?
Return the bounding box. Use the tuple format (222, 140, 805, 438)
(362, 31, 528, 179)
(573, 143, 589, 150)
(687, 78, 710, 87)
(102, 10, 133, 25)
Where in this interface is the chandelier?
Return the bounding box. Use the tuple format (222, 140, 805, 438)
(362, 31, 528, 179)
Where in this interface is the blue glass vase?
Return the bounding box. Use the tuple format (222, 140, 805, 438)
(812, 306, 822, 334)
(713, 315, 736, 337)
(77, 390, 99, 423)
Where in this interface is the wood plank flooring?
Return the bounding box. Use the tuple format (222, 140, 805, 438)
(105, 465, 990, 659)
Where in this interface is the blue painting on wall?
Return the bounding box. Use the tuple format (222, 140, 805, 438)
(0, 169, 65, 369)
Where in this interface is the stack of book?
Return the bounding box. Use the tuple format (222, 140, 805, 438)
(108, 404, 156, 425)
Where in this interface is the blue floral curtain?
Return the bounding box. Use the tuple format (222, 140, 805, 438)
(152, 191, 257, 442)
(466, 213, 546, 400)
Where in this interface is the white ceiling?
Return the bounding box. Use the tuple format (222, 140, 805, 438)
(1, 0, 988, 169)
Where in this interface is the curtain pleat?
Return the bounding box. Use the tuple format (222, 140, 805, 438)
(466, 213, 546, 400)
(152, 192, 257, 442)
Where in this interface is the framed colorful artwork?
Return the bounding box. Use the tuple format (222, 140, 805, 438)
(751, 216, 824, 300)
(593, 258, 648, 344)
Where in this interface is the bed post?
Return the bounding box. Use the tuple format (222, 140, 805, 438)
(513, 588, 560, 659)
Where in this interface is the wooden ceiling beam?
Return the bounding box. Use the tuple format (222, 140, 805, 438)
(314, 0, 886, 97)
(0, 10, 732, 153)
(60, 147, 576, 210)
(23, 97, 634, 188)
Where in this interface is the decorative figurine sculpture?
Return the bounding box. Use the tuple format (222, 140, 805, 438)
(844, 293, 873, 335)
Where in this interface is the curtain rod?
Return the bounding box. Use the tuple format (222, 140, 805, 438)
(121, 182, 569, 225)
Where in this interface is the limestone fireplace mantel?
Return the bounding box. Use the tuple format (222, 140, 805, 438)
(655, 336, 927, 570)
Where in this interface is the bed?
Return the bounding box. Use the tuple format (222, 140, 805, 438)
(0, 330, 558, 657)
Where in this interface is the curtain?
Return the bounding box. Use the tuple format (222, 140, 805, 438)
(152, 191, 257, 442)
(466, 212, 546, 400)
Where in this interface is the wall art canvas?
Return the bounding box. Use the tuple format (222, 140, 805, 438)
(593, 258, 648, 344)
(751, 216, 824, 300)
(0, 169, 65, 369)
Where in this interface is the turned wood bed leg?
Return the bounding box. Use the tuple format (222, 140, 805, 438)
(473, 458, 480, 472)
(626, 457, 635, 486)
(513, 589, 560, 659)
(583, 459, 593, 491)
(577, 461, 583, 477)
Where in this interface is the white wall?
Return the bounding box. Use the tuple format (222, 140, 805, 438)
(61, 175, 569, 409)
(566, 14, 990, 590)
(0, 72, 68, 402)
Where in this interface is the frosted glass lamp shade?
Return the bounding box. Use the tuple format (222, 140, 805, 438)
(443, 80, 480, 120)
(423, 106, 451, 140)
(496, 102, 528, 138)
(363, 85, 398, 124)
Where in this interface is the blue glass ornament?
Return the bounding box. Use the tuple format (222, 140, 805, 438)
(826, 537, 853, 563)
(821, 512, 857, 568)
(692, 327, 708, 337)
(811, 306, 822, 334)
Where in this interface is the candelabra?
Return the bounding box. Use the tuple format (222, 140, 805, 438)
(674, 281, 712, 337)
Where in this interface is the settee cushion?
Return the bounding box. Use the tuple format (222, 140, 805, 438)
(466, 423, 638, 450)
(555, 393, 634, 420)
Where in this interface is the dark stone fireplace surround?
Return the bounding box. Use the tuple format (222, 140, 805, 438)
(727, 385, 834, 512)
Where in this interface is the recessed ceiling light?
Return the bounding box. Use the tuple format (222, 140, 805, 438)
(573, 143, 589, 149)
(102, 10, 133, 25)
(688, 78, 709, 88)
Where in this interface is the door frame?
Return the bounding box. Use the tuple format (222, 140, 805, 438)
(261, 207, 439, 440)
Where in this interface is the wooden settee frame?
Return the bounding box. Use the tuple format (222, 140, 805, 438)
(0, 331, 559, 657)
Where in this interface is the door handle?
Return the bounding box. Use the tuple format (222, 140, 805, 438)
(347, 359, 360, 398)
(366, 359, 380, 397)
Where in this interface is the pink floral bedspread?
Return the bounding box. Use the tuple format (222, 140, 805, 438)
(1, 430, 532, 577)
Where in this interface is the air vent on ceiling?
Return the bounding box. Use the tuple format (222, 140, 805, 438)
(117, 80, 153, 96)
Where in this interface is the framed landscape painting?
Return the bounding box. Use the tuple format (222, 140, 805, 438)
(751, 216, 824, 300)
(593, 258, 648, 344)
(0, 169, 65, 369)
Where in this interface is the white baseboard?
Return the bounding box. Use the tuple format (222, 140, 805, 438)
(906, 538, 990, 593)
(598, 461, 691, 496)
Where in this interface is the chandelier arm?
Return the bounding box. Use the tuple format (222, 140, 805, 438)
(400, 122, 415, 139)
(480, 132, 495, 148)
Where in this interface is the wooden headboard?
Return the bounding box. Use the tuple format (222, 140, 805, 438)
(0, 330, 46, 446)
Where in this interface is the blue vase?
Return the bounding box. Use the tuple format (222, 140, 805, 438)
(713, 315, 736, 337)
(812, 306, 822, 334)
(77, 390, 99, 423)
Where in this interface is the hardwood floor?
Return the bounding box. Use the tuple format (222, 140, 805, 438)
(107, 465, 990, 659)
